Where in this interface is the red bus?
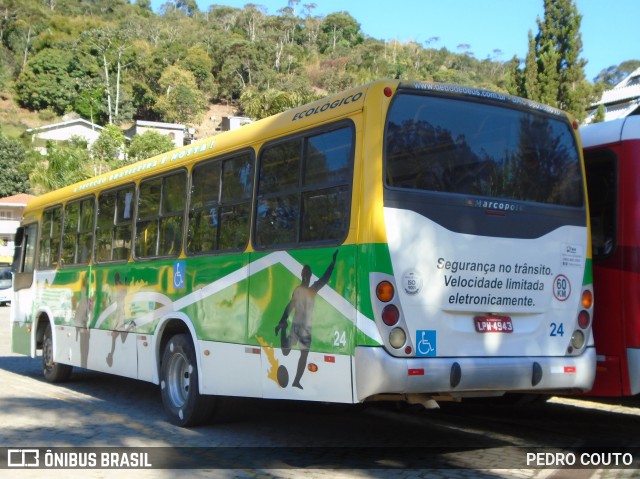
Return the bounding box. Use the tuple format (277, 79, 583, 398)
(581, 115, 640, 396)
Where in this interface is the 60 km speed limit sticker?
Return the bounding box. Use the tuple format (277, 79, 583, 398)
(553, 274, 571, 301)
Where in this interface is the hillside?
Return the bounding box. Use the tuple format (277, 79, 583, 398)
(0, 0, 520, 139)
(194, 103, 241, 140)
(0, 94, 50, 139)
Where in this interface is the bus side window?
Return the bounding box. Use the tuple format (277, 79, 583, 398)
(61, 197, 95, 266)
(159, 173, 185, 256)
(256, 139, 301, 246)
(135, 171, 186, 258)
(255, 124, 354, 248)
(39, 206, 63, 269)
(187, 151, 254, 254)
(301, 128, 353, 242)
(584, 149, 617, 258)
(96, 185, 134, 263)
(188, 160, 220, 253)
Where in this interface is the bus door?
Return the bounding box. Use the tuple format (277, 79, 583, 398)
(11, 223, 38, 356)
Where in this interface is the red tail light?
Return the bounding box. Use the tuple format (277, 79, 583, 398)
(382, 304, 400, 326)
(577, 310, 590, 329)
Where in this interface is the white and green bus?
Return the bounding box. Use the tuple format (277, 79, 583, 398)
(12, 80, 595, 426)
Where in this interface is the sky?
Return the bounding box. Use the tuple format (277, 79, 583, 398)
(150, 0, 638, 82)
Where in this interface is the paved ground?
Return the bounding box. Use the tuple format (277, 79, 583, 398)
(1, 306, 638, 479)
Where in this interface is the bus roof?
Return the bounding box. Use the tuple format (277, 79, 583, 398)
(580, 115, 640, 149)
(399, 81, 568, 118)
(24, 79, 572, 215)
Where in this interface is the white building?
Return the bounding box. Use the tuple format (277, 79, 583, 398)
(124, 120, 186, 148)
(219, 116, 253, 132)
(0, 193, 34, 263)
(26, 119, 105, 154)
(586, 67, 640, 123)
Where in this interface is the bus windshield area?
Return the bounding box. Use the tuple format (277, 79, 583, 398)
(0, 266, 10, 282)
(385, 93, 583, 207)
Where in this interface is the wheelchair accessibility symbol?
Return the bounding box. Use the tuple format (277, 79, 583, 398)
(173, 261, 185, 289)
(416, 330, 436, 357)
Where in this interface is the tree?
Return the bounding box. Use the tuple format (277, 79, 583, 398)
(136, 0, 152, 11)
(0, 129, 30, 196)
(15, 48, 99, 115)
(154, 65, 207, 124)
(318, 12, 363, 54)
(29, 138, 91, 193)
(177, 0, 199, 17)
(80, 27, 134, 124)
(183, 46, 216, 94)
(90, 124, 126, 174)
(237, 4, 266, 43)
(592, 103, 606, 123)
(240, 87, 315, 119)
(593, 60, 640, 87)
(128, 130, 175, 162)
(523, 31, 538, 100)
(513, 0, 592, 120)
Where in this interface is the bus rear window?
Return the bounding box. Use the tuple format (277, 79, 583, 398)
(385, 94, 582, 207)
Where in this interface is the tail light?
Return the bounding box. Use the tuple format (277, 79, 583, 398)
(382, 304, 400, 326)
(375, 278, 409, 353)
(389, 328, 406, 349)
(569, 288, 593, 354)
(571, 330, 585, 349)
(581, 290, 593, 309)
(577, 310, 590, 329)
(376, 281, 394, 302)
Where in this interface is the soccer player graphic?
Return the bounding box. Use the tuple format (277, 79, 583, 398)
(274, 250, 338, 389)
(106, 272, 136, 367)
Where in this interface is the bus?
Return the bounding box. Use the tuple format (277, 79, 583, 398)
(11, 80, 595, 426)
(0, 263, 12, 306)
(581, 115, 640, 397)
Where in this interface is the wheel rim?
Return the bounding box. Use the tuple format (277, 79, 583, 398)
(166, 351, 191, 408)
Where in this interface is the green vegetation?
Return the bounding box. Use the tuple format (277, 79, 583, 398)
(0, 128, 30, 196)
(128, 129, 176, 161)
(0, 0, 636, 194)
(506, 0, 594, 121)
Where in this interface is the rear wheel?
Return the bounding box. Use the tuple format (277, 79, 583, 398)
(42, 323, 72, 383)
(160, 333, 215, 427)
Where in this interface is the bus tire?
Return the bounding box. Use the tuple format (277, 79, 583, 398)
(42, 323, 73, 383)
(160, 333, 215, 427)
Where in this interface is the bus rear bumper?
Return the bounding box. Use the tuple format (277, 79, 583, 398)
(354, 346, 596, 401)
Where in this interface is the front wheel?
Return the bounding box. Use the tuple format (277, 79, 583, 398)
(160, 334, 215, 427)
(42, 323, 72, 383)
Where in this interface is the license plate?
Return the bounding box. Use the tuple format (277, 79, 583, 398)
(474, 315, 513, 333)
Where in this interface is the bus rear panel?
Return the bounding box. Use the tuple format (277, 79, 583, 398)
(355, 82, 595, 402)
